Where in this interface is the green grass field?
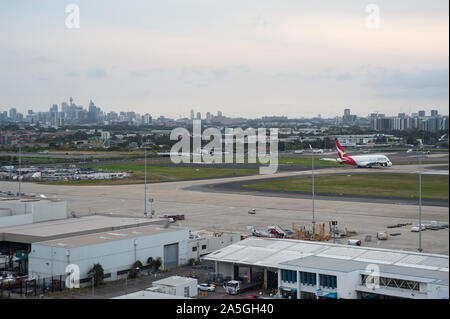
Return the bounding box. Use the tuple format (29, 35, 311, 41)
(245, 173, 449, 200)
(47, 164, 259, 185)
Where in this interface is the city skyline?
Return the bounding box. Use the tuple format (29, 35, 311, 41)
(1, 98, 448, 123)
(0, 1, 448, 118)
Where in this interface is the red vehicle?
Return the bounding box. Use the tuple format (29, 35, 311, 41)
(163, 214, 185, 221)
(2, 276, 23, 289)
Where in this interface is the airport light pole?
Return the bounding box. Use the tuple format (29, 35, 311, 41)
(418, 144, 423, 252)
(18, 144, 22, 197)
(332, 221, 337, 244)
(149, 198, 154, 218)
(309, 145, 315, 226)
(144, 147, 147, 217)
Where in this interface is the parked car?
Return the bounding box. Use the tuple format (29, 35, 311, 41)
(197, 283, 215, 292)
(248, 209, 256, 214)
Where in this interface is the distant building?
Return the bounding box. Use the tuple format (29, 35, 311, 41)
(9, 108, 17, 120)
(342, 108, 356, 123)
(101, 131, 111, 140)
(143, 113, 152, 125)
(196, 112, 201, 120)
(418, 110, 426, 117)
(190, 109, 195, 120)
(431, 110, 439, 117)
(372, 115, 449, 132)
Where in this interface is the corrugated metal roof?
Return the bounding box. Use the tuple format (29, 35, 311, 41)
(0, 215, 168, 243)
(317, 246, 367, 260)
(204, 237, 449, 281)
(34, 225, 184, 248)
(354, 250, 407, 264)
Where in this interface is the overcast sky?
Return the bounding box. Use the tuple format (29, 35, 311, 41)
(0, 0, 448, 118)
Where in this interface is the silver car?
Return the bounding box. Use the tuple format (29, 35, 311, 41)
(197, 283, 215, 292)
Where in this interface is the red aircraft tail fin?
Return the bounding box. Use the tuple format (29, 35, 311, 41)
(335, 139, 348, 159)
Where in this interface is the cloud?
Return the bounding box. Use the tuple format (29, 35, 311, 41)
(179, 66, 234, 87)
(32, 55, 53, 63)
(130, 68, 164, 77)
(362, 67, 449, 99)
(66, 70, 80, 77)
(370, 68, 449, 89)
(271, 72, 298, 79)
(85, 67, 107, 79)
(235, 65, 251, 73)
(254, 14, 268, 29)
(335, 73, 353, 81)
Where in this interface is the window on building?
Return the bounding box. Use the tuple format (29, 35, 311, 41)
(201, 245, 207, 250)
(192, 247, 197, 252)
(281, 269, 298, 283)
(300, 271, 317, 286)
(319, 274, 337, 289)
(361, 275, 419, 291)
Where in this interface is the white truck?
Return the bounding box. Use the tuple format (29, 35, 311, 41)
(223, 280, 263, 295)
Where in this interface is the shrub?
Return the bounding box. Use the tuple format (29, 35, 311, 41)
(133, 260, 144, 270)
(88, 263, 104, 286)
(188, 258, 196, 266)
(153, 257, 162, 271)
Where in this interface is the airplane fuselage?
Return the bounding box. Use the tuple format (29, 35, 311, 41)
(333, 139, 392, 168)
(338, 154, 392, 167)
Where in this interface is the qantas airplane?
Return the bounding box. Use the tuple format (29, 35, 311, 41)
(321, 139, 392, 168)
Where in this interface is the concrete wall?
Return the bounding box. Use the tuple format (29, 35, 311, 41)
(0, 200, 67, 227)
(187, 233, 241, 261)
(216, 262, 233, 279)
(338, 271, 361, 299)
(0, 213, 33, 228)
(153, 279, 198, 297)
(0, 208, 12, 217)
(427, 283, 449, 299)
(31, 200, 67, 223)
(29, 228, 189, 281)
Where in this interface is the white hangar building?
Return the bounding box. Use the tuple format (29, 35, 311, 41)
(28, 224, 189, 283)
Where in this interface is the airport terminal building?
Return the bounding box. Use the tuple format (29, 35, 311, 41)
(204, 237, 449, 299)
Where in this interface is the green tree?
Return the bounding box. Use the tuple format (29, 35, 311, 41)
(146, 257, 154, 269)
(133, 260, 144, 270)
(153, 257, 162, 272)
(88, 263, 104, 286)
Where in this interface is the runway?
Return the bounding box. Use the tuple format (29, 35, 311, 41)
(0, 163, 448, 254)
(191, 165, 449, 207)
